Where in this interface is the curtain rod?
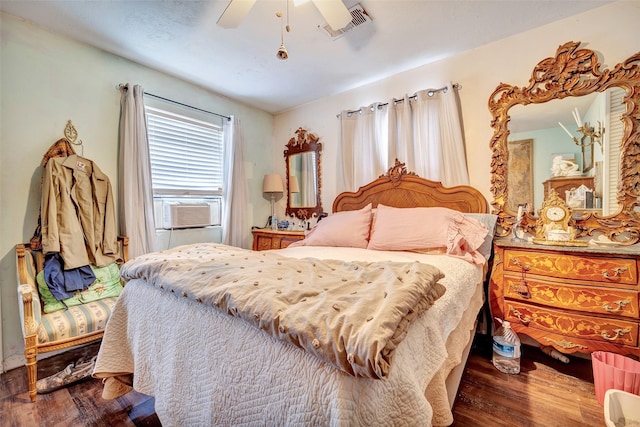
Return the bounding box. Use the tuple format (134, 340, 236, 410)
(336, 83, 461, 118)
(117, 84, 231, 121)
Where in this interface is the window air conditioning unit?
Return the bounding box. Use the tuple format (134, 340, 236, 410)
(162, 202, 213, 229)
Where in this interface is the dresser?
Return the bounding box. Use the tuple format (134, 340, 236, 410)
(252, 228, 305, 251)
(489, 238, 640, 357)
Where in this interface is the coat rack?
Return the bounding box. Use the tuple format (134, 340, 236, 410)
(64, 120, 83, 155)
(64, 120, 83, 146)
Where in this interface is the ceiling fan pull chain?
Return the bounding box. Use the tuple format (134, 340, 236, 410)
(276, 1, 289, 60)
(286, 0, 291, 32)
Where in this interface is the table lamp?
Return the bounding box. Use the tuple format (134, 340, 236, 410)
(263, 174, 284, 228)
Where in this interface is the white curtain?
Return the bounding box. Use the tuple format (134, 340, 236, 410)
(437, 82, 469, 186)
(338, 111, 357, 193)
(339, 82, 469, 188)
(222, 116, 250, 249)
(118, 84, 156, 258)
(337, 103, 387, 192)
(388, 94, 417, 174)
(410, 89, 444, 181)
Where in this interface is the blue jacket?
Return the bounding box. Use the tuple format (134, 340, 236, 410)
(43, 253, 95, 300)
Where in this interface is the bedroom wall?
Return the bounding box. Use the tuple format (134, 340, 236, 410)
(0, 12, 274, 371)
(272, 1, 639, 219)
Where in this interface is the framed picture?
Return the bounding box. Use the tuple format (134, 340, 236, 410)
(507, 139, 533, 212)
(582, 142, 594, 173)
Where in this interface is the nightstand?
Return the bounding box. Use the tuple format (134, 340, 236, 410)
(252, 228, 305, 251)
(489, 237, 640, 357)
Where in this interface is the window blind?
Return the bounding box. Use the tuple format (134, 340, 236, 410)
(606, 87, 624, 213)
(146, 107, 224, 196)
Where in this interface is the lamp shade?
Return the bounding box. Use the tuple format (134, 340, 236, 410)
(263, 174, 284, 193)
(289, 175, 300, 193)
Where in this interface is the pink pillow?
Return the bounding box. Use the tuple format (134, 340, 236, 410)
(367, 205, 488, 260)
(291, 204, 373, 248)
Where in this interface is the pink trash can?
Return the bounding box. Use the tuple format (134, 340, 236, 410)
(592, 351, 640, 406)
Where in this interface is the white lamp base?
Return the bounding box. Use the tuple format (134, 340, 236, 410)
(270, 195, 277, 230)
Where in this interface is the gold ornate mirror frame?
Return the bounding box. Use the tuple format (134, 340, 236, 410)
(284, 127, 323, 220)
(489, 41, 640, 244)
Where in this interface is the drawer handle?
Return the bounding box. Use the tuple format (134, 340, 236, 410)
(512, 258, 531, 271)
(602, 300, 631, 313)
(544, 338, 588, 350)
(510, 308, 531, 324)
(510, 283, 531, 299)
(511, 257, 531, 299)
(601, 328, 631, 341)
(602, 267, 629, 281)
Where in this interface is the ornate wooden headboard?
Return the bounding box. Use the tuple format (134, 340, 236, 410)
(332, 160, 488, 214)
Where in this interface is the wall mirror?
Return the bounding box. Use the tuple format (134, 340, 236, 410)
(285, 127, 323, 220)
(489, 41, 640, 244)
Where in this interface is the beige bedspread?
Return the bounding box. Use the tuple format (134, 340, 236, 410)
(118, 243, 446, 378)
(94, 246, 485, 426)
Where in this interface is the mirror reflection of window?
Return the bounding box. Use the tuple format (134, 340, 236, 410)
(300, 152, 317, 207)
(288, 152, 317, 208)
(289, 154, 302, 208)
(606, 87, 624, 215)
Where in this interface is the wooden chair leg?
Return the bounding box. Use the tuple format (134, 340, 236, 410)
(24, 336, 38, 402)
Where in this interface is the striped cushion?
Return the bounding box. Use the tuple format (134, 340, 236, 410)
(37, 297, 118, 344)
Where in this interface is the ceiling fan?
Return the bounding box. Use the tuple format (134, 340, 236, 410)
(217, 0, 353, 31)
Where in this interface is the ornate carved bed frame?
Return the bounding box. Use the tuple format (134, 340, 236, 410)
(333, 160, 488, 214)
(333, 160, 488, 411)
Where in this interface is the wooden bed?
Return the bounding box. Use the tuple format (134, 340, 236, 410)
(94, 161, 491, 426)
(332, 161, 487, 214)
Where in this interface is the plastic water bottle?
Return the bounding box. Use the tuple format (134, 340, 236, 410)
(492, 319, 521, 374)
(271, 214, 278, 230)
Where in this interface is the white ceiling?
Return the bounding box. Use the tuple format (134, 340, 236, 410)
(1, 0, 613, 114)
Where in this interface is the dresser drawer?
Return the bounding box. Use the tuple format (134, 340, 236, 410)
(252, 229, 305, 251)
(279, 237, 300, 249)
(504, 274, 639, 319)
(255, 236, 274, 250)
(504, 300, 639, 347)
(504, 249, 638, 286)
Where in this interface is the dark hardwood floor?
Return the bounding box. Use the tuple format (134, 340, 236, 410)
(0, 342, 160, 427)
(453, 335, 603, 427)
(1, 335, 604, 426)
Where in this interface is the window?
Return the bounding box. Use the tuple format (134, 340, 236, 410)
(146, 106, 224, 229)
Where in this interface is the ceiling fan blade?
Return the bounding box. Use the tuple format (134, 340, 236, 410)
(311, 0, 352, 30)
(217, 0, 257, 29)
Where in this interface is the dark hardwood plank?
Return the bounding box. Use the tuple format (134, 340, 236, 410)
(0, 343, 161, 427)
(452, 335, 603, 427)
(1, 336, 605, 426)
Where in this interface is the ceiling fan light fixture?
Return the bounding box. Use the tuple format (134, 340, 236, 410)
(276, 43, 289, 60)
(275, 0, 289, 61)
